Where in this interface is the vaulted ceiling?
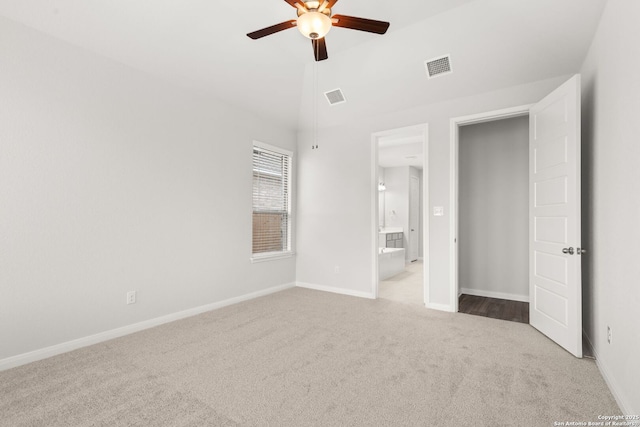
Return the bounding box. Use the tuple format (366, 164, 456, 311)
(0, 0, 607, 131)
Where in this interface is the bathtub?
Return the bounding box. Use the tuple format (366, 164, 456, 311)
(378, 247, 406, 281)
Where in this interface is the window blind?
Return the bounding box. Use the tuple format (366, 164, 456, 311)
(252, 143, 291, 255)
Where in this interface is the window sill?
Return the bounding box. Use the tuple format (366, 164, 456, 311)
(250, 251, 295, 263)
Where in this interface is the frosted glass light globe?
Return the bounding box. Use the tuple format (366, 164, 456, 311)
(297, 12, 332, 40)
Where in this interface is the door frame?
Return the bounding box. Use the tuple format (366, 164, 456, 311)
(449, 105, 532, 313)
(409, 175, 420, 262)
(371, 123, 429, 304)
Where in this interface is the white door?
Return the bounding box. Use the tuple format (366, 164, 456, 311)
(529, 74, 582, 357)
(409, 175, 420, 262)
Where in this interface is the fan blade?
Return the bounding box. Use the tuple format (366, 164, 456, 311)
(283, 0, 307, 10)
(312, 38, 328, 61)
(318, 0, 339, 13)
(331, 14, 390, 34)
(247, 20, 297, 40)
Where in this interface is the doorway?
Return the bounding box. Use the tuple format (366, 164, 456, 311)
(456, 115, 530, 323)
(448, 73, 583, 358)
(449, 104, 532, 314)
(371, 124, 429, 305)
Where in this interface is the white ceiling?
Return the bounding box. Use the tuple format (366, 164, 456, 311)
(0, 0, 607, 131)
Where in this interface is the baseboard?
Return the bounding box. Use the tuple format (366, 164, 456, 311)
(425, 302, 455, 312)
(0, 282, 295, 372)
(582, 329, 595, 359)
(583, 330, 635, 415)
(459, 287, 529, 303)
(296, 282, 375, 300)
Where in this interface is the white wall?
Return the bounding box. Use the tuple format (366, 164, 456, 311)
(458, 116, 529, 300)
(0, 18, 296, 362)
(296, 75, 570, 302)
(579, 0, 640, 414)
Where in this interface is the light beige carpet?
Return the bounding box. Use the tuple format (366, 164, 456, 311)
(0, 288, 620, 426)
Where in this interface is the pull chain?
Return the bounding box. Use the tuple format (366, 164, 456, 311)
(312, 60, 319, 150)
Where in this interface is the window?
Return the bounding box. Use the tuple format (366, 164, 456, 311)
(252, 141, 292, 260)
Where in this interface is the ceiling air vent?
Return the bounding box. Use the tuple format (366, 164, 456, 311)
(425, 54, 452, 79)
(324, 88, 346, 106)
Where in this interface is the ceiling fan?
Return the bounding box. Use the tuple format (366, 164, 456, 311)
(247, 0, 390, 62)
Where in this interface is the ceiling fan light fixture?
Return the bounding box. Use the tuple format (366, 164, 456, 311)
(247, 1, 390, 62)
(297, 11, 332, 39)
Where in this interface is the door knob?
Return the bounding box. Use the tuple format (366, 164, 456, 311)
(562, 247, 575, 255)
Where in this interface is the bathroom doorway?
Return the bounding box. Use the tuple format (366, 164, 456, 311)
(371, 124, 429, 306)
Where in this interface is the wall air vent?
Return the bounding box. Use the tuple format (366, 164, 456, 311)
(425, 54, 452, 78)
(324, 88, 346, 106)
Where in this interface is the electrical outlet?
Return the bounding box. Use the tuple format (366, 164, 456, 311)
(126, 291, 136, 305)
(607, 326, 612, 344)
(334, 265, 340, 274)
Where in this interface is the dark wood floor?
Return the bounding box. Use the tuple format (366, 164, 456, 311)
(458, 294, 529, 324)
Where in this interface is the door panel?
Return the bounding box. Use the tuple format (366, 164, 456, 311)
(535, 177, 568, 206)
(529, 74, 582, 357)
(534, 99, 568, 138)
(535, 287, 568, 326)
(534, 217, 568, 244)
(534, 251, 568, 287)
(535, 136, 568, 172)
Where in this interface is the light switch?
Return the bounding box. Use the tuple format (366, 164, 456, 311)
(433, 206, 444, 216)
